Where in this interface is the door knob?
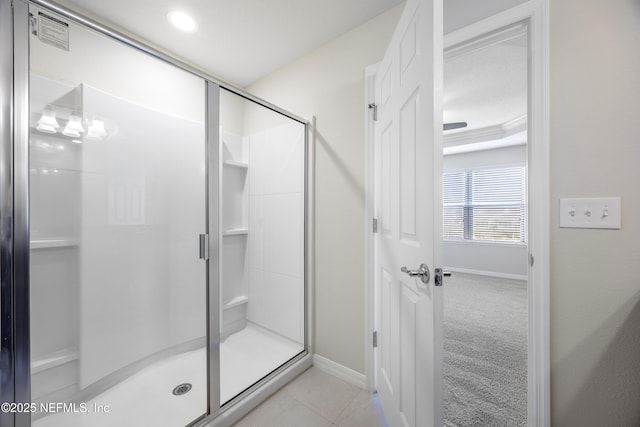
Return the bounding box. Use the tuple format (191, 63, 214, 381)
(400, 264, 430, 284)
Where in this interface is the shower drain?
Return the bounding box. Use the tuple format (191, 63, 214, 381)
(172, 383, 192, 396)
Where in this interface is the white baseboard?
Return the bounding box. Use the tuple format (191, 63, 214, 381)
(312, 354, 366, 389)
(446, 267, 528, 281)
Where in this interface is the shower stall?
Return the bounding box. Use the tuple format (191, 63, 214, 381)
(0, 1, 313, 426)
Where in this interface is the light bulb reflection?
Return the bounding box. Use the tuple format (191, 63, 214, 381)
(85, 119, 108, 141)
(62, 115, 85, 138)
(37, 109, 60, 133)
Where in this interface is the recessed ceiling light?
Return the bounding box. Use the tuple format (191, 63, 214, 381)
(167, 11, 198, 33)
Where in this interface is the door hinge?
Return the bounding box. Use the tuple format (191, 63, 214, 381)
(529, 253, 535, 267)
(372, 331, 378, 348)
(368, 103, 378, 121)
(199, 234, 209, 260)
(372, 218, 378, 233)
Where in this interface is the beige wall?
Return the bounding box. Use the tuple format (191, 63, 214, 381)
(248, 5, 404, 373)
(550, 0, 640, 425)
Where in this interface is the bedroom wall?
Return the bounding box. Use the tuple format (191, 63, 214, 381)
(443, 241, 527, 279)
(248, 5, 404, 373)
(550, 0, 640, 425)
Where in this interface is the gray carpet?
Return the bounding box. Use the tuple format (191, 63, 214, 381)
(443, 273, 527, 427)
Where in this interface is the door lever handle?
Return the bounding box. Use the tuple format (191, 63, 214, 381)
(400, 266, 418, 275)
(401, 264, 430, 284)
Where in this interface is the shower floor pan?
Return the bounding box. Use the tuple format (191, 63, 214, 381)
(34, 324, 302, 427)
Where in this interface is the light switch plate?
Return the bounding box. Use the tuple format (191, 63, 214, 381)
(559, 197, 621, 229)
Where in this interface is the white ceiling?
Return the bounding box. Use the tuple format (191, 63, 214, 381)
(444, 29, 528, 138)
(443, 0, 529, 146)
(443, 0, 528, 34)
(56, 0, 405, 87)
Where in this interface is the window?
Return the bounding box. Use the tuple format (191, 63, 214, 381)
(443, 166, 526, 243)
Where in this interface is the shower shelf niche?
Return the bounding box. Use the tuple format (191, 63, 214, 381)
(223, 295, 249, 310)
(223, 228, 248, 236)
(223, 160, 248, 169)
(31, 347, 78, 374)
(221, 131, 248, 234)
(220, 127, 250, 339)
(31, 238, 79, 249)
(29, 76, 83, 405)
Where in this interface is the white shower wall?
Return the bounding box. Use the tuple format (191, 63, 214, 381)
(29, 73, 207, 398)
(78, 84, 206, 387)
(29, 5, 209, 397)
(247, 123, 305, 344)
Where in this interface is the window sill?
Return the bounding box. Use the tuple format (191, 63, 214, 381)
(443, 239, 527, 248)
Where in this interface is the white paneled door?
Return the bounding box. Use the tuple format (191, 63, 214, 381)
(373, 0, 443, 426)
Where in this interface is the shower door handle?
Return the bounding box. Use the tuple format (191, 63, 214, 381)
(199, 234, 209, 260)
(401, 264, 430, 284)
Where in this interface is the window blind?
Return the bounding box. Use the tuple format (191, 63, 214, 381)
(443, 166, 526, 243)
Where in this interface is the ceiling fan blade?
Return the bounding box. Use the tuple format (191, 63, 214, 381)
(443, 121, 468, 131)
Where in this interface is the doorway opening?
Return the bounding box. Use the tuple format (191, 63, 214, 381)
(442, 23, 529, 426)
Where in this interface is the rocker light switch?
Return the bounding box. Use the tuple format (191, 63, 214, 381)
(559, 197, 621, 229)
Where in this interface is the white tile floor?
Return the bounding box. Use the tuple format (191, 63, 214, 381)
(234, 367, 389, 427)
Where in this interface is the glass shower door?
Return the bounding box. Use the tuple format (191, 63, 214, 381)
(218, 89, 306, 404)
(29, 7, 207, 426)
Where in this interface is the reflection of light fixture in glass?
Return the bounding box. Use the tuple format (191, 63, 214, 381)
(62, 115, 85, 137)
(36, 109, 60, 133)
(72, 139, 83, 144)
(85, 119, 108, 141)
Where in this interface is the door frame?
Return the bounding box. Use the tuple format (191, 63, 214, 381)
(364, 1, 550, 425)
